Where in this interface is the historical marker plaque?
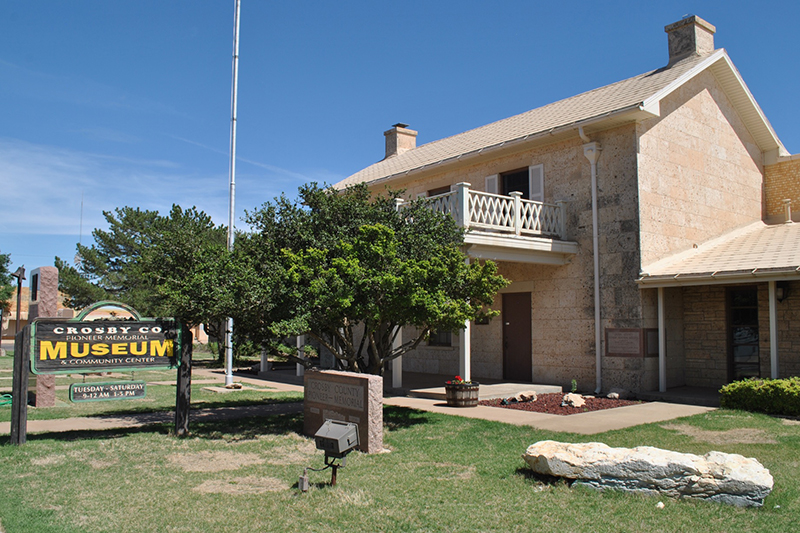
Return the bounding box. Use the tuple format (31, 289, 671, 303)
(605, 328, 644, 357)
(303, 370, 383, 454)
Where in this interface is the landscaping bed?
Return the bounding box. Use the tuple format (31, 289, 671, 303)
(479, 392, 642, 415)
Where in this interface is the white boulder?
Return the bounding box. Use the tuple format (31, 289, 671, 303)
(523, 440, 773, 507)
(607, 388, 631, 400)
(561, 393, 585, 408)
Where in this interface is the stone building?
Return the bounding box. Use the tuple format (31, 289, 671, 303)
(335, 16, 800, 394)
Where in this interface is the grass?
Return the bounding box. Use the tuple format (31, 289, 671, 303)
(1, 351, 798, 532)
(1, 391, 799, 532)
(0, 352, 302, 422)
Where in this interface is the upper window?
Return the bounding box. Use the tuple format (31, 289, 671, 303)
(486, 164, 544, 202)
(427, 185, 451, 197)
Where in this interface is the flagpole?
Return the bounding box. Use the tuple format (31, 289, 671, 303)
(224, 0, 241, 386)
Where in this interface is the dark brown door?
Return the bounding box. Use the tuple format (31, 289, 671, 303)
(503, 292, 532, 381)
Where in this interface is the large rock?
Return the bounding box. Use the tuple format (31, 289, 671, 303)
(523, 440, 773, 507)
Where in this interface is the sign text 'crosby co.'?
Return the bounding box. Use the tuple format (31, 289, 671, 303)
(31, 319, 180, 374)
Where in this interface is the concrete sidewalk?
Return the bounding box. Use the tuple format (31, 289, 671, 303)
(384, 396, 713, 434)
(1, 367, 714, 437)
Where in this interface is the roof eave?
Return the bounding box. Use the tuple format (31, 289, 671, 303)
(637, 267, 800, 288)
(349, 104, 658, 190)
(642, 50, 788, 157)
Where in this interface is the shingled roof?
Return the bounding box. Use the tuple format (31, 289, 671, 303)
(638, 222, 800, 286)
(337, 48, 785, 189)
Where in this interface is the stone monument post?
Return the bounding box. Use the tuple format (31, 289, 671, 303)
(28, 266, 58, 407)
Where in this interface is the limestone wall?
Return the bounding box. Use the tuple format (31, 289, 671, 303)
(637, 70, 764, 266)
(764, 155, 800, 223)
(391, 124, 658, 392)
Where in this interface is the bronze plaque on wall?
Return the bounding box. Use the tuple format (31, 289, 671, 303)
(605, 328, 644, 357)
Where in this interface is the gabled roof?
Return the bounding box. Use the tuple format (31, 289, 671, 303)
(338, 49, 787, 189)
(637, 222, 800, 287)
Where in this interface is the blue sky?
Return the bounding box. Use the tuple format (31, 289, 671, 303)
(1, 1, 798, 273)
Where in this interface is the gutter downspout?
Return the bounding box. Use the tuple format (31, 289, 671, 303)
(581, 129, 602, 394)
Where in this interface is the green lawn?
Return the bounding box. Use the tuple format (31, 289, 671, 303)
(0, 352, 300, 422)
(1, 394, 798, 532)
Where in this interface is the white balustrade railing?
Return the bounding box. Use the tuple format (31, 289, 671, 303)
(402, 182, 567, 239)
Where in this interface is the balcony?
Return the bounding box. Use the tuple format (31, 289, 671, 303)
(401, 182, 578, 265)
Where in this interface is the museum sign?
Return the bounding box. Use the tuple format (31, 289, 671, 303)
(30, 319, 181, 374)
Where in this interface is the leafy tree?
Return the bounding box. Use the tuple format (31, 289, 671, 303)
(56, 207, 161, 312)
(57, 206, 232, 360)
(236, 183, 507, 374)
(1, 251, 14, 322)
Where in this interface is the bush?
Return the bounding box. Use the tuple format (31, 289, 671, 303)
(719, 377, 800, 416)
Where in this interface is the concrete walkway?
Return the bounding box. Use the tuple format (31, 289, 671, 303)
(1, 367, 714, 437)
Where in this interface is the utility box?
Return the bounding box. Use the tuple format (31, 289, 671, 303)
(314, 420, 359, 459)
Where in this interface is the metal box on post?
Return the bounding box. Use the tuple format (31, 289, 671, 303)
(314, 420, 359, 458)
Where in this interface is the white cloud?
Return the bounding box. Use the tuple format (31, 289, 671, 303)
(0, 138, 345, 240)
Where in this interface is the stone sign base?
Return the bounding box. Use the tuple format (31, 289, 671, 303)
(303, 370, 383, 454)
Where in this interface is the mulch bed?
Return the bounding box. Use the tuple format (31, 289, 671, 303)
(478, 392, 643, 415)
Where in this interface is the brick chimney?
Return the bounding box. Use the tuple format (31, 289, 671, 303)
(384, 123, 417, 159)
(665, 15, 716, 64)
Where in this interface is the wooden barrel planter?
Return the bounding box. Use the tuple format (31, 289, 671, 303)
(444, 383, 480, 407)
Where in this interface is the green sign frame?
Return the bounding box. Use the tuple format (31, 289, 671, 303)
(29, 301, 182, 375)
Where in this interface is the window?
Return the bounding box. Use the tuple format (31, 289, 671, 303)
(428, 329, 452, 347)
(486, 164, 544, 201)
(427, 185, 451, 197)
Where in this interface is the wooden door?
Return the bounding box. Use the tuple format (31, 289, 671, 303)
(503, 292, 532, 381)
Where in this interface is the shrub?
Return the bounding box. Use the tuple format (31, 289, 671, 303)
(719, 377, 800, 416)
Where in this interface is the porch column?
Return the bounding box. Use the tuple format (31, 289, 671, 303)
(658, 287, 666, 392)
(769, 281, 779, 379)
(391, 327, 403, 388)
(459, 256, 472, 382)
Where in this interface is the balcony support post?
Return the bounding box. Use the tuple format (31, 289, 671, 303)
(459, 256, 472, 382)
(556, 200, 567, 240)
(455, 182, 471, 229)
(510, 191, 523, 235)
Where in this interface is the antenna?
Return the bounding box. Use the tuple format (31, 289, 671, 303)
(74, 192, 84, 267)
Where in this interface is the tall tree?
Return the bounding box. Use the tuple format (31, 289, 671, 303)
(57, 206, 231, 359)
(0, 251, 14, 325)
(237, 183, 507, 374)
(56, 207, 161, 312)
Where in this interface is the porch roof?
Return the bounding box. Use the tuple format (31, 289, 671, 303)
(637, 222, 800, 287)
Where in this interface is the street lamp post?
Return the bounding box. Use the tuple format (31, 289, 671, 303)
(11, 266, 25, 337)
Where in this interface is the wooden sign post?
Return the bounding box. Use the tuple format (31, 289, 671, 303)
(10, 300, 192, 444)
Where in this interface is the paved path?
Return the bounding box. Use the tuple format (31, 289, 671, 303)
(1, 368, 714, 436)
(384, 396, 713, 434)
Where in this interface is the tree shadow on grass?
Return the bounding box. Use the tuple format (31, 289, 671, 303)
(1, 412, 306, 445)
(383, 406, 432, 431)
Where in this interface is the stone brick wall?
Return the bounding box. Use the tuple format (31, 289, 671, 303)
(637, 70, 765, 266)
(682, 284, 728, 388)
(680, 281, 800, 389)
(759, 281, 800, 379)
(764, 155, 800, 223)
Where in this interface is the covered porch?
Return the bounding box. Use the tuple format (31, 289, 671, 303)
(638, 221, 800, 393)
